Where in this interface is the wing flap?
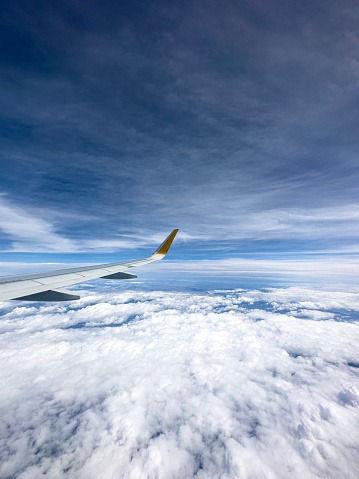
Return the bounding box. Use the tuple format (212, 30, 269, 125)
(0, 279, 40, 294)
(33, 273, 87, 286)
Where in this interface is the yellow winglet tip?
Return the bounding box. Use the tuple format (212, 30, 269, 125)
(154, 229, 179, 255)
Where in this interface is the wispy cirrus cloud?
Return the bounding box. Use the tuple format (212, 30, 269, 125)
(0, 0, 358, 258)
(0, 195, 77, 253)
(0, 196, 175, 253)
(0, 194, 358, 256)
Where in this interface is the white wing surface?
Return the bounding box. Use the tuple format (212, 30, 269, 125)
(0, 229, 178, 302)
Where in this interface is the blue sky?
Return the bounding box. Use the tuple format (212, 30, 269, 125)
(0, 0, 358, 277)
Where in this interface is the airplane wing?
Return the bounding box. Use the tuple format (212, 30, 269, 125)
(0, 229, 178, 302)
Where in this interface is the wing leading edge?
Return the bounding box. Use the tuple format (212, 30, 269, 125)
(0, 229, 178, 302)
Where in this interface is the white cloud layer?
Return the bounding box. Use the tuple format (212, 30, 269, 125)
(0, 287, 359, 478)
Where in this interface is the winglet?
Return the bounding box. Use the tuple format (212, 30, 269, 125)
(154, 229, 179, 255)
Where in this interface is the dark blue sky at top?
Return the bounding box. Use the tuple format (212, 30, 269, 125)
(0, 0, 358, 264)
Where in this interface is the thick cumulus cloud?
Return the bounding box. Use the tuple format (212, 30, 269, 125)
(0, 287, 359, 478)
